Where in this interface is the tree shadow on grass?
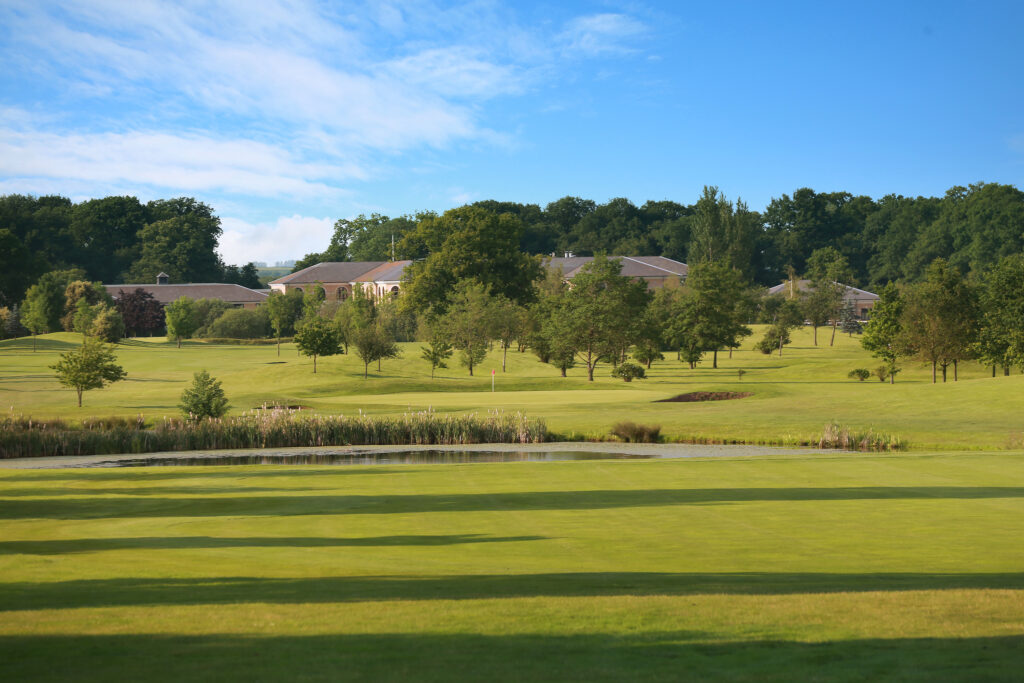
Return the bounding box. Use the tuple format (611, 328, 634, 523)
(0, 632, 1021, 682)
(3, 571, 1024, 612)
(2, 486, 1023, 520)
(0, 467, 423, 482)
(0, 534, 548, 555)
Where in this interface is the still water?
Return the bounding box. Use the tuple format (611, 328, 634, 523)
(89, 450, 665, 467)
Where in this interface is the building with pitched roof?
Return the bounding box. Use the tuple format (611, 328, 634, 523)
(766, 279, 879, 318)
(269, 256, 688, 300)
(104, 275, 268, 308)
(268, 261, 413, 301)
(544, 255, 689, 289)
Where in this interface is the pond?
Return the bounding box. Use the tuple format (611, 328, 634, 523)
(0, 443, 844, 469)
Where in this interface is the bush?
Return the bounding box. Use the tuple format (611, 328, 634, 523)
(611, 361, 646, 382)
(203, 307, 270, 339)
(91, 306, 125, 342)
(179, 370, 230, 421)
(848, 368, 870, 382)
(755, 324, 791, 354)
(873, 365, 889, 382)
(611, 421, 661, 443)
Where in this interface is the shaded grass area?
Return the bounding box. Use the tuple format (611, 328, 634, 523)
(1, 454, 1023, 680)
(2, 328, 1024, 449)
(2, 633, 1021, 682)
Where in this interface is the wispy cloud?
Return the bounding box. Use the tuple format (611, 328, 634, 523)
(0, 123, 359, 198)
(560, 13, 648, 56)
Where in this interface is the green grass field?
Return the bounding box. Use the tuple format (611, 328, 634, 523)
(1, 453, 1023, 681)
(2, 326, 1022, 449)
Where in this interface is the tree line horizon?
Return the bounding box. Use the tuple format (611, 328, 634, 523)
(3, 181, 1023, 310)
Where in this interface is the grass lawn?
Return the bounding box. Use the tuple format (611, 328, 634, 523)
(2, 326, 1023, 449)
(1, 452, 1023, 680)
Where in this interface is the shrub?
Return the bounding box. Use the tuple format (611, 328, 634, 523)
(755, 324, 792, 354)
(204, 307, 271, 339)
(611, 361, 646, 382)
(91, 306, 125, 342)
(179, 370, 230, 421)
(873, 365, 889, 382)
(848, 368, 870, 382)
(611, 421, 661, 443)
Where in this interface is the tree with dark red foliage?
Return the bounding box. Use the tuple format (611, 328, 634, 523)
(115, 288, 165, 337)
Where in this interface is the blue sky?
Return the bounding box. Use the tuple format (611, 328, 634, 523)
(1, 0, 1022, 264)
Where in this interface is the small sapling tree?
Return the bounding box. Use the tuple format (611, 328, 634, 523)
(353, 324, 400, 378)
(420, 337, 453, 379)
(50, 338, 126, 407)
(165, 296, 199, 348)
(179, 370, 229, 420)
(293, 316, 341, 374)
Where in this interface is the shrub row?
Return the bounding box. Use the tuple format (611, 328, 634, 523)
(0, 409, 547, 458)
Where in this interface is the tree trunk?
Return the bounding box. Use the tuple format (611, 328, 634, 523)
(277, 336, 281, 356)
(377, 358, 381, 371)
(313, 355, 317, 374)
(932, 361, 936, 384)
(77, 388, 83, 407)
(813, 324, 818, 346)
(646, 359, 651, 369)
(778, 335, 784, 356)
(890, 371, 894, 384)
(830, 320, 838, 346)
(502, 344, 508, 372)
(992, 365, 997, 377)
(712, 349, 718, 368)
(587, 363, 594, 381)
(32, 333, 36, 352)
(560, 366, 566, 377)
(177, 337, 181, 349)
(1005, 366, 1011, 376)
(941, 363, 947, 383)
(364, 362, 368, 379)
(954, 360, 958, 381)
(729, 347, 733, 359)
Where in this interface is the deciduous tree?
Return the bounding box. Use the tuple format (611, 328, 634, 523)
(50, 338, 126, 407)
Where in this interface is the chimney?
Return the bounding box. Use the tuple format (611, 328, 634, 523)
(156, 272, 170, 285)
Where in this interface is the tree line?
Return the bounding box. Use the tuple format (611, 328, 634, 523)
(296, 182, 1024, 291)
(0, 194, 261, 307)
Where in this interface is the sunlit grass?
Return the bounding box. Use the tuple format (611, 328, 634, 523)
(2, 326, 1023, 449)
(1, 453, 1022, 680)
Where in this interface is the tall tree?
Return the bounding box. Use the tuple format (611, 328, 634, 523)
(555, 255, 651, 381)
(976, 254, 1024, 374)
(264, 290, 305, 356)
(439, 280, 498, 376)
(861, 282, 905, 383)
(684, 262, 753, 368)
(899, 259, 978, 382)
(129, 210, 223, 283)
(400, 206, 542, 313)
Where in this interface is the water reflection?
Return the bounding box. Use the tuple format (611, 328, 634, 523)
(89, 450, 655, 468)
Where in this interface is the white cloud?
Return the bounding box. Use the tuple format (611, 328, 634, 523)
(0, 126, 361, 198)
(220, 214, 335, 264)
(560, 13, 647, 56)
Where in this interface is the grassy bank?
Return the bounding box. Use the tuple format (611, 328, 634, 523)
(1, 452, 1022, 680)
(2, 327, 1022, 449)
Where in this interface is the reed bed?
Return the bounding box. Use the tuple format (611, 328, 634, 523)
(0, 409, 547, 459)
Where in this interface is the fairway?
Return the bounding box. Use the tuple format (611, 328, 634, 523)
(1, 452, 1023, 681)
(3, 326, 1024, 450)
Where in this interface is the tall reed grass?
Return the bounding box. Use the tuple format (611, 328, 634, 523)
(0, 409, 547, 458)
(818, 422, 906, 452)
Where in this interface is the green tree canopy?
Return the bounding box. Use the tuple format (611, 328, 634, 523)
(399, 206, 542, 313)
(50, 338, 126, 407)
(165, 296, 199, 348)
